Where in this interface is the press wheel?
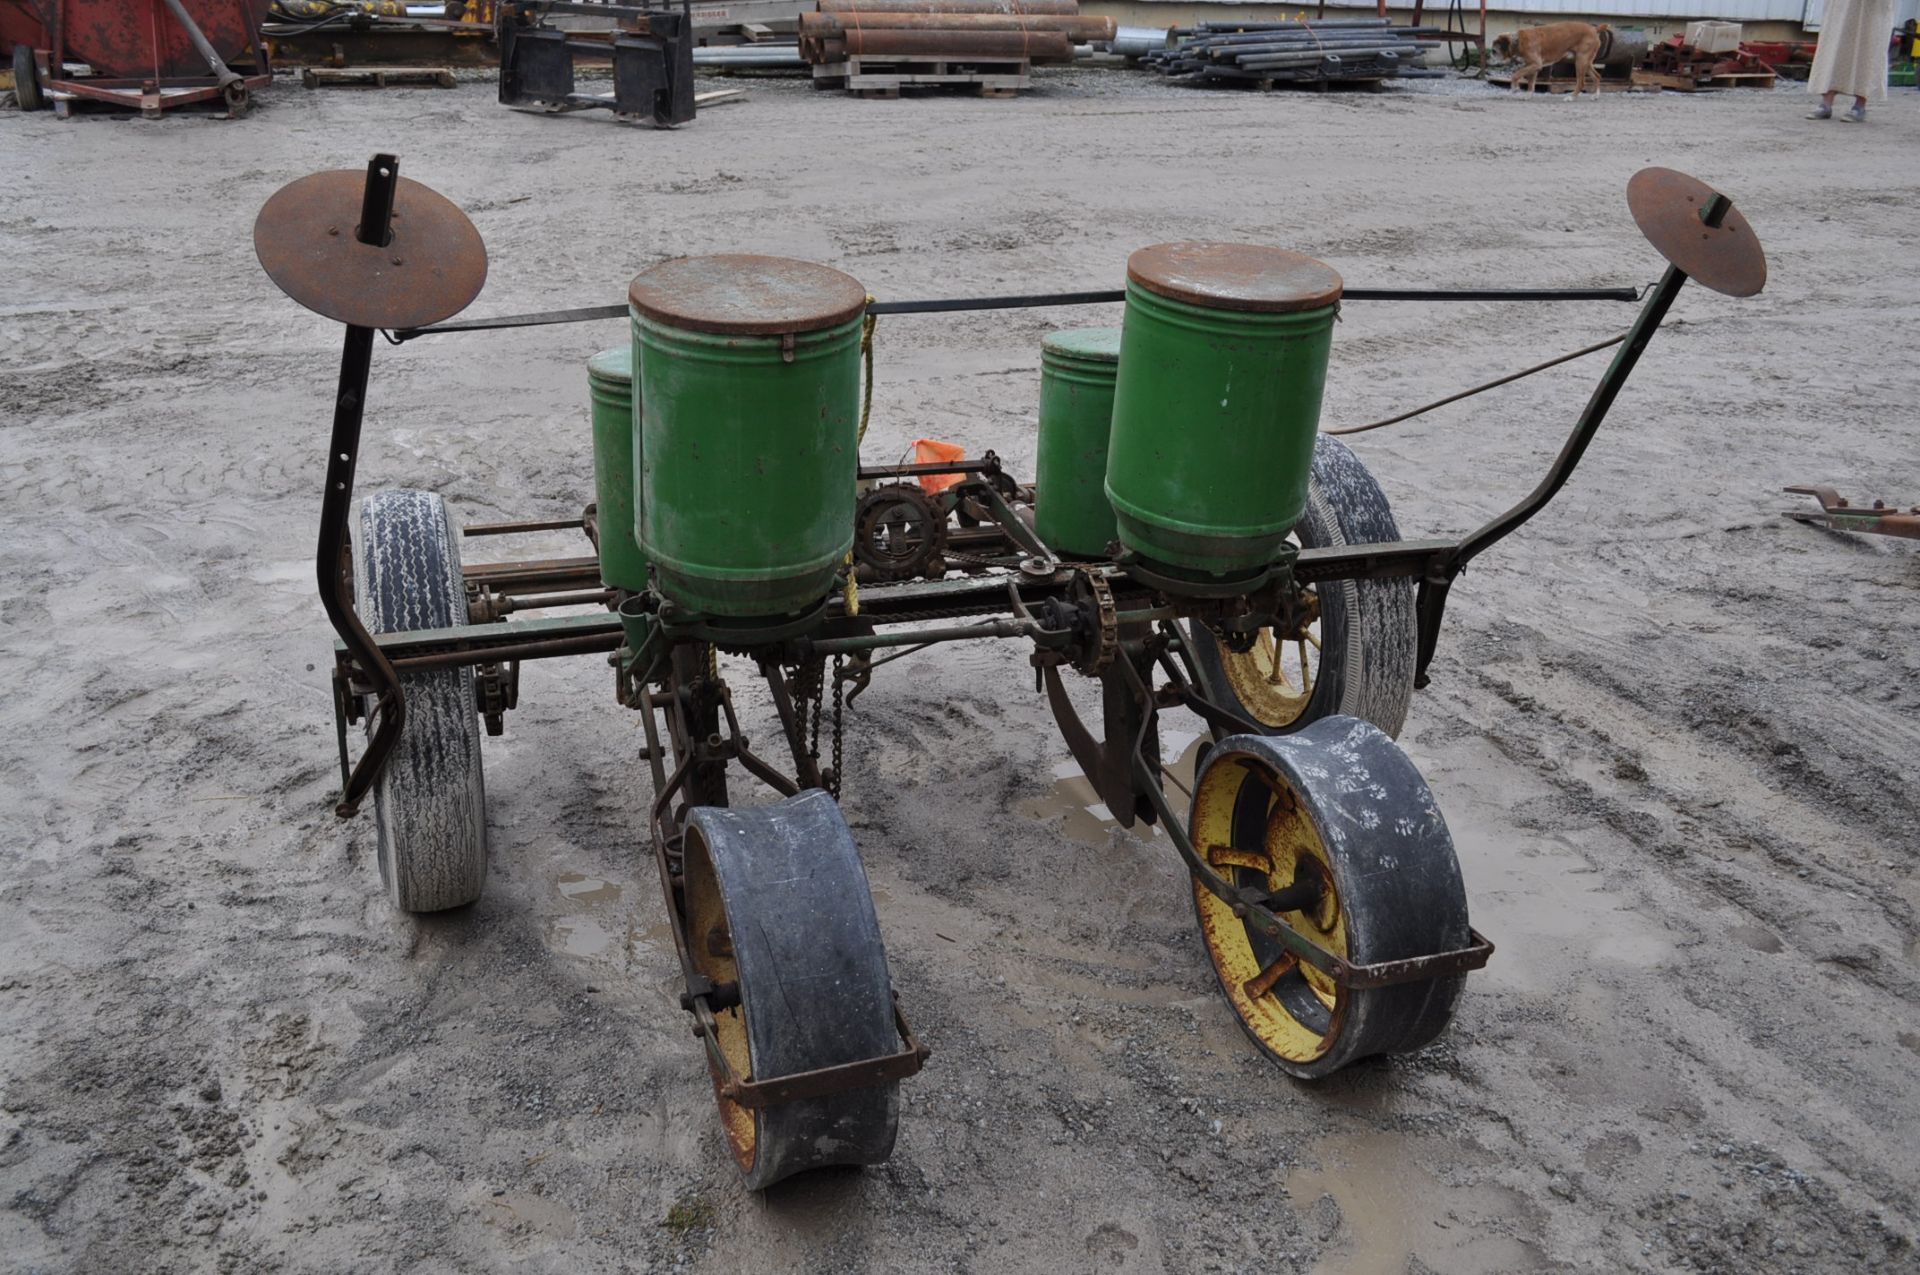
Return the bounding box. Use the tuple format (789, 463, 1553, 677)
(683, 790, 900, 1190)
(1189, 718, 1468, 1078)
(1187, 436, 1416, 739)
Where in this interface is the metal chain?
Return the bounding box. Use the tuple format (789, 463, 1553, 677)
(803, 658, 823, 767)
(829, 654, 845, 800)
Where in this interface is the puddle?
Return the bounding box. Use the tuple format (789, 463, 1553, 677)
(483, 1190, 577, 1239)
(554, 873, 623, 906)
(1424, 754, 1681, 997)
(1287, 1133, 1540, 1275)
(250, 560, 310, 587)
(548, 916, 616, 959)
(543, 870, 669, 965)
(1019, 732, 1204, 846)
(544, 914, 675, 964)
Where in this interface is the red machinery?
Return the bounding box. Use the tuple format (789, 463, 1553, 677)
(10, 0, 271, 117)
(1739, 39, 1818, 80)
(1640, 30, 1776, 84)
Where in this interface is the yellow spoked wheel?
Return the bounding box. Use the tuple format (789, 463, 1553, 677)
(682, 791, 899, 1190)
(1216, 593, 1323, 730)
(1187, 436, 1416, 739)
(1189, 718, 1470, 1079)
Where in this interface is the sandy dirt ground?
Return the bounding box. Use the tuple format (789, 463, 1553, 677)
(2, 64, 1918, 1275)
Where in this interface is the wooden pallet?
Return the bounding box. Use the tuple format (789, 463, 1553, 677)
(1485, 72, 1634, 94)
(301, 66, 456, 89)
(811, 56, 1030, 97)
(1631, 68, 1776, 91)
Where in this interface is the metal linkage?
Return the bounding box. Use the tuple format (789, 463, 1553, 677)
(1409, 187, 1749, 687)
(386, 283, 1640, 342)
(318, 156, 408, 818)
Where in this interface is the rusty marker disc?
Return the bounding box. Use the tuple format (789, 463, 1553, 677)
(1626, 168, 1766, 298)
(254, 168, 487, 329)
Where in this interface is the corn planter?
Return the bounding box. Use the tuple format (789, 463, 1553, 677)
(255, 158, 1765, 1190)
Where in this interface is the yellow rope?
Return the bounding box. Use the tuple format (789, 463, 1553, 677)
(857, 299, 877, 447)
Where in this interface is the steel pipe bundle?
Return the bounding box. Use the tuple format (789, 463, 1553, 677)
(818, 0, 1080, 12)
(801, 0, 1085, 66)
(1108, 25, 1171, 57)
(800, 11, 1112, 38)
(694, 44, 807, 67)
(809, 27, 1072, 59)
(1141, 20, 1443, 86)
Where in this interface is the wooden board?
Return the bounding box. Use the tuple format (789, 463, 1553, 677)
(1631, 68, 1776, 91)
(811, 55, 1030, 94)
(301, 66, 456, 89)
(1485, 72, 1635, 94)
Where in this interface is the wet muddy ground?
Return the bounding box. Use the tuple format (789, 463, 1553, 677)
(2, 67, 1917, 1275)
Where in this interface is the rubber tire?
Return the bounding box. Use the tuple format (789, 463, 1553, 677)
(684, 790, 899, 1190)
(13, 45, 45, 112)
(356, 489, 489, 912)
(1191, 718, 1469, 1079)
(1187, 435, 1416, 739)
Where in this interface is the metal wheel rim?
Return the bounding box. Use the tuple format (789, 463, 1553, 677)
(1191, 754, 1351, 1063)
(1217, 535, 1323, 728)
(682, 824, 759, 1173)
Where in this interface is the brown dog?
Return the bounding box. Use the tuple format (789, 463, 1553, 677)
(1491, 21, 1609, 97)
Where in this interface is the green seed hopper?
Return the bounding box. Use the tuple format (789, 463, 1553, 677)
(255, 156, 1765, 1190)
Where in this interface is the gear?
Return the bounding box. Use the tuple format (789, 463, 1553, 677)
(1071, 570, 1119, 677)
(854, 485, 948, 581)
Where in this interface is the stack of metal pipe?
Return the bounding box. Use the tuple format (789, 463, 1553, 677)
(798, 0, 1106, 65)
(1141, 19, 1445, 85)
(694, 44, 807, 69)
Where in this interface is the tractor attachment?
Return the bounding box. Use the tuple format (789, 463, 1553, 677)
(254, 159, 1765, 1189)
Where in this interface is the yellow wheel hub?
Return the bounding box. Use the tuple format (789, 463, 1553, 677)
(1217, 591, 1322, 730)
(1191, 757, 1349, 1063)
(682, 829, 758, 1173)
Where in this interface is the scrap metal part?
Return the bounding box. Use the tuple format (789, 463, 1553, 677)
(1785, 487, 1920, 540)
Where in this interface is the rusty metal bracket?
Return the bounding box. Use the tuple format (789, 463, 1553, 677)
(692, 993, 929, 1110)
(1785, 486, 1920, 541)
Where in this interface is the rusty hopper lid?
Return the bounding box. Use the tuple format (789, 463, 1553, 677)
(1126, 243, 1343, 313)
(628, 255, 869, 336)
(254, 168, 487, 330)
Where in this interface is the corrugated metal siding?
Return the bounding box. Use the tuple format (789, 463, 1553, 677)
(1808, 0, 1920, 31)
(1223, 0, 1915, 29)
(1499, 0, 1799, 18)
(1299, 0, 1812, 18)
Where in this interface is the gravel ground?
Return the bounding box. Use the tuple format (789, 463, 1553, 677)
(2, 63, 1917, 1275)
